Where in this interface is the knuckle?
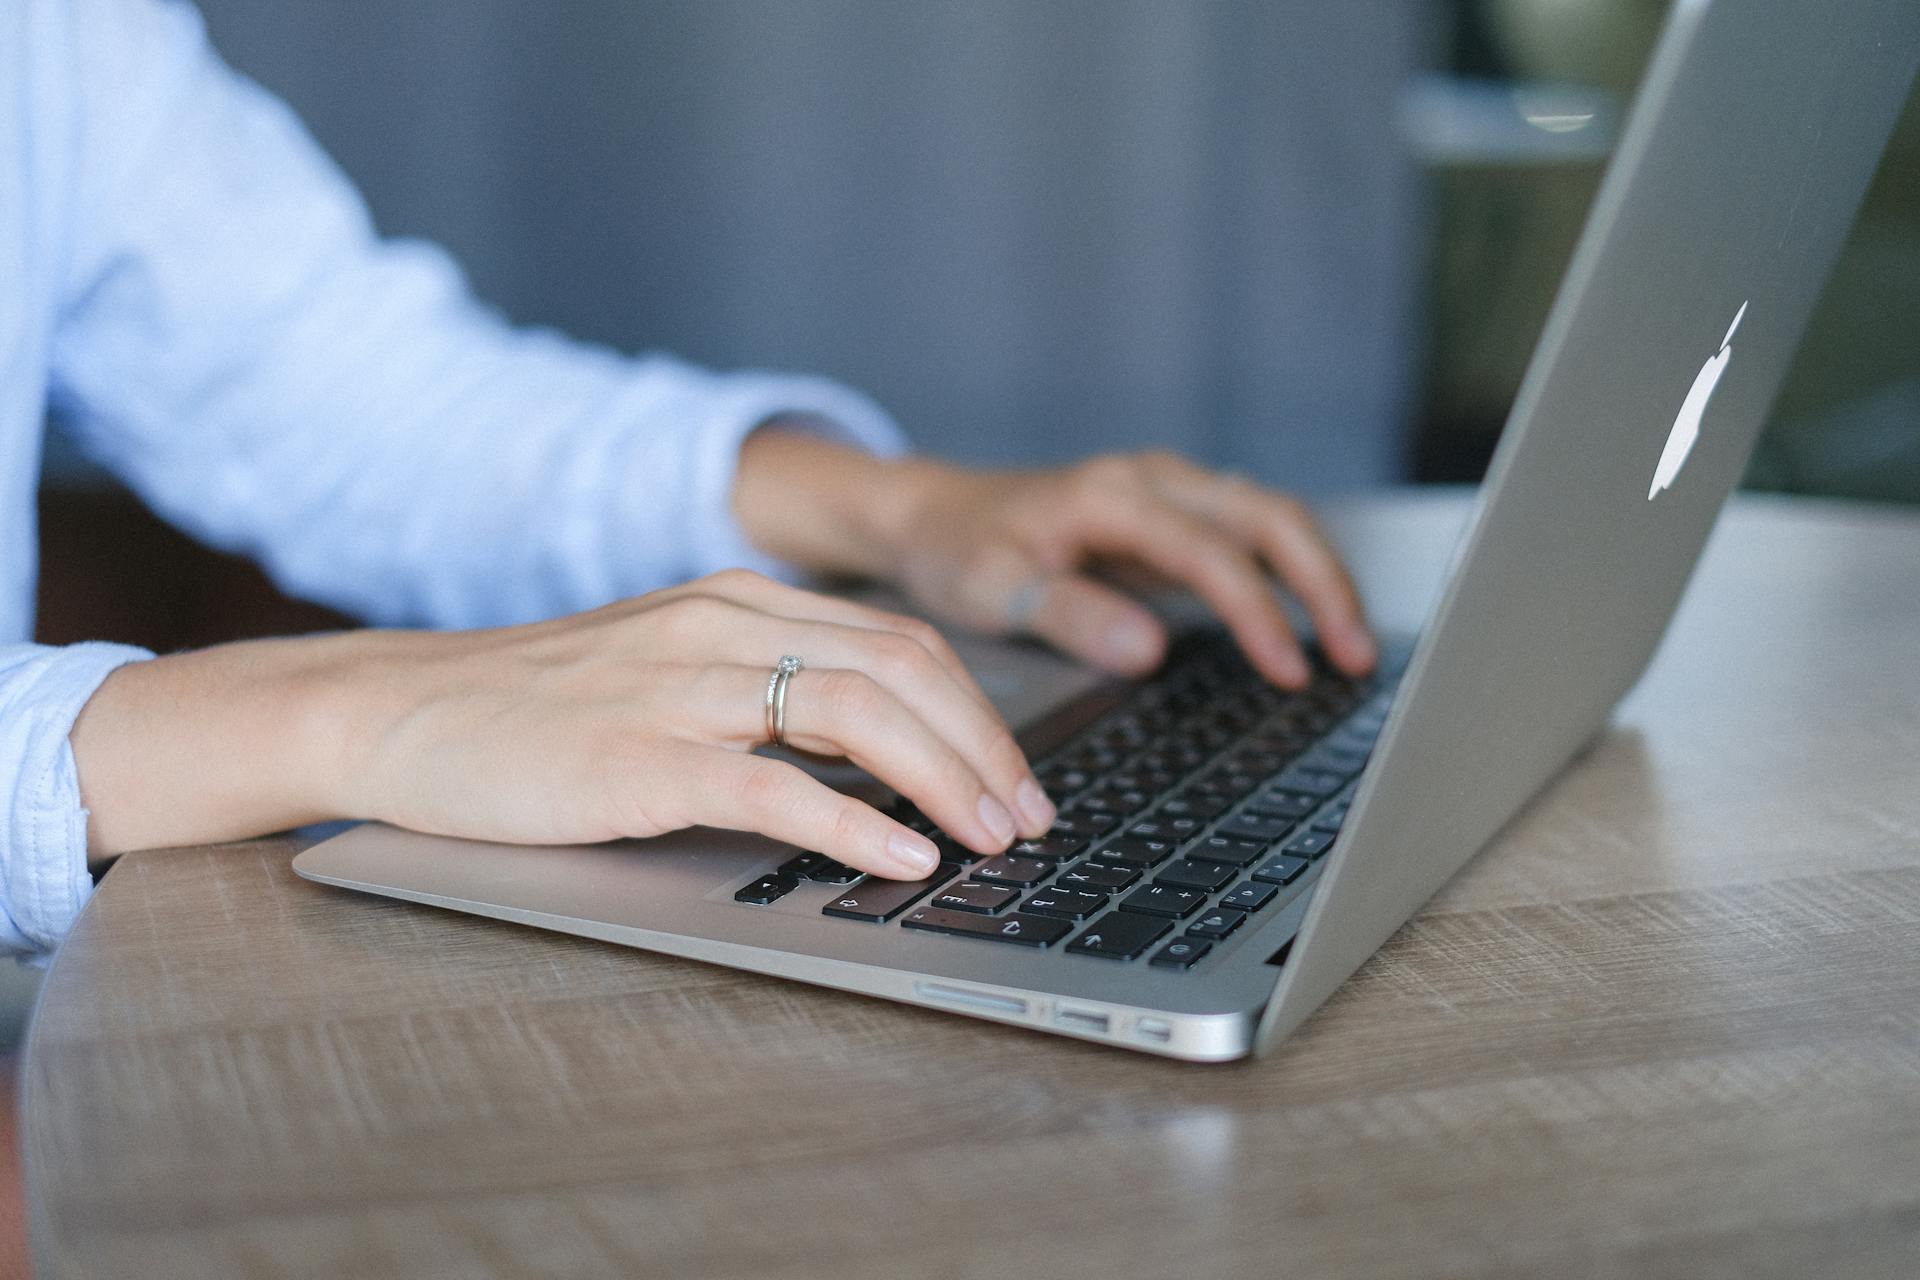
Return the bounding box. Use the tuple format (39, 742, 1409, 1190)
(823, 800, 871, 852)
(1267, 493, 1310, 526)
(897, 616, 947, 655)
(599, 743, 686, 833)
(816, 667, 884, 726)
(652, 591, 732, 640)
(859, 633, 911, 681)
(737, 761, 798, 817)
(866, 629, 937, 679)
(1073, 452, 1133, 494)
(702, 566, 763, 593)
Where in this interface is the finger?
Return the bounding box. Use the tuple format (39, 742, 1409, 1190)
(662, 568, 1000, 718)
(667, 598, 1054, 837)
(1069, 497, 1312, 688)
(675, 749, 943, 880)
(1241, 493, 1375, 675)
(783, 666, 1023, 855)
(691, 663, 1019, 856)
(1022, 573, 1169, 676)
(1146, 461, 1376, 675)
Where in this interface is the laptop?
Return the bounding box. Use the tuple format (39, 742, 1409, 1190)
(294, 0, 1920, 1062)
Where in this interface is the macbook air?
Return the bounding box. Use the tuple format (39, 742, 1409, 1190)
(295, 0, 1920, 1061)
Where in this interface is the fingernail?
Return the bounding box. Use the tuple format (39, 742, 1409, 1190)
(886, 829, 940, 877)
(1104, 619, 1161, 671)
(1016, 777, 1057, 831)
(977, 793, 1017, 846)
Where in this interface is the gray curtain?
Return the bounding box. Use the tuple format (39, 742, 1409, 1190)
(187, 0, 1437, 492)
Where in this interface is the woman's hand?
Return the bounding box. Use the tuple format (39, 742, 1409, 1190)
(735, 431, 1374, 688)
(71, 570, 1055, 879)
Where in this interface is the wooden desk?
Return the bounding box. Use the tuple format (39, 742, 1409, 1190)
(22, 492, 1920, 1279)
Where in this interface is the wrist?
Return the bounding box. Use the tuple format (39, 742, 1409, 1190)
(69, 632, 391, 858)
(733, 425, 959, 580)
(301, 628, 451, 821)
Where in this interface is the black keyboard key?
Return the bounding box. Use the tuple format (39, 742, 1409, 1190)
(1078, 787, 1153, 817)
(971, 855, 1051, 886)
(1273, 765, 1346, 798)
(1244, 789, 1317, 820)
(1051, 810, 1120, 840)
(1215, 813, 1295, 844)
(929, 882, 1020, 914)
(1220, 881, 1279, 912)
(1057, 860, 1139, 892)
(803, 859, 863, 883)
(1021, 887, 1108, 919)
(1311, 806, 1349, 834)
(1109, 769, 1176, 794)
(1189, 835, 1267, 867)
(1150, 937, 1212, 970)
(1007, 834, 1087, 863)
(734, 874, 796, 905)
(885, 800, 938, 833)
(777, 853, 826, 878)
(1224, 749, 1289, 777)
(1066, 911, 1171, 960)
(822, 872, 949, 922)
(933, 836, 986, 866)
(1140, 812, 1207, 844)
(1118, 884, 1206, 919)
(1158, 792, 1231, 821)
(1282, 829, 1337, 859)
(1252, 855, 1310, 886)
(1092, 836, 1178, 869)
(1039, 766, 1093, 794)
(1304, 745, 1370, 775)
(1126, 819, 1201, 850)
(1153, 858, 1237, 893)
(1186, 906, 1247, 939)
(1195, 770, 1261, 799)
(1327, 727, 1376, 756)
(902, 908, 1072, 947)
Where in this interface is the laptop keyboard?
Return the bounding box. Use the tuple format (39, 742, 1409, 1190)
(735, 630, 1401, 974)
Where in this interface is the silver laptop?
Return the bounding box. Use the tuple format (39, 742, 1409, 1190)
(295, 0, 1919, 1062)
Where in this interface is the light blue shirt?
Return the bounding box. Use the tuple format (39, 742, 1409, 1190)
(0, 0, 904, 955)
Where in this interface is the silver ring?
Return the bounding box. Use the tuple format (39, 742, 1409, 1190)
(765, 655, 804, 748)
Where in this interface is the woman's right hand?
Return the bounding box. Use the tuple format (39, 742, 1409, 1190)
(340, 569, 1055, 878)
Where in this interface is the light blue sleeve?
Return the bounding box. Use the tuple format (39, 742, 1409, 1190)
(44, 0, 907, 630)
(0, 644, 154, 955)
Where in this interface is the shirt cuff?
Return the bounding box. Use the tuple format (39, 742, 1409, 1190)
(0, 642, 155, 956)
(651, 371, 909, 585)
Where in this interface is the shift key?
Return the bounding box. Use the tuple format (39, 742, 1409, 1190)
(902, 908, 1072, 947)
(822, 869, 952, 922)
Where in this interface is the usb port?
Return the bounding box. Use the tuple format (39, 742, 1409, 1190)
(1054, 1007, 1111, 1035)
(1136, 1018, 1173, 1043)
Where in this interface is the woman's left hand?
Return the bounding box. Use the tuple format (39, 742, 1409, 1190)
(735, 431, 1375, 689)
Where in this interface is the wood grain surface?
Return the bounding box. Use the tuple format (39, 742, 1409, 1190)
(22, 492, 1920, 1279)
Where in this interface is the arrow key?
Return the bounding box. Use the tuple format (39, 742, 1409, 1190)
(1066, 911, 1172, 960)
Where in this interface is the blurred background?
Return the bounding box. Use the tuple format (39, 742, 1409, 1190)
(34, 0, 1920, 657)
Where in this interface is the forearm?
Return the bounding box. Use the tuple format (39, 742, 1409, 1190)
(68, 630, 412, 864)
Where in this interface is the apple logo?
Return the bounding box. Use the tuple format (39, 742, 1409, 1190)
(1650, 300, 1748, 500)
